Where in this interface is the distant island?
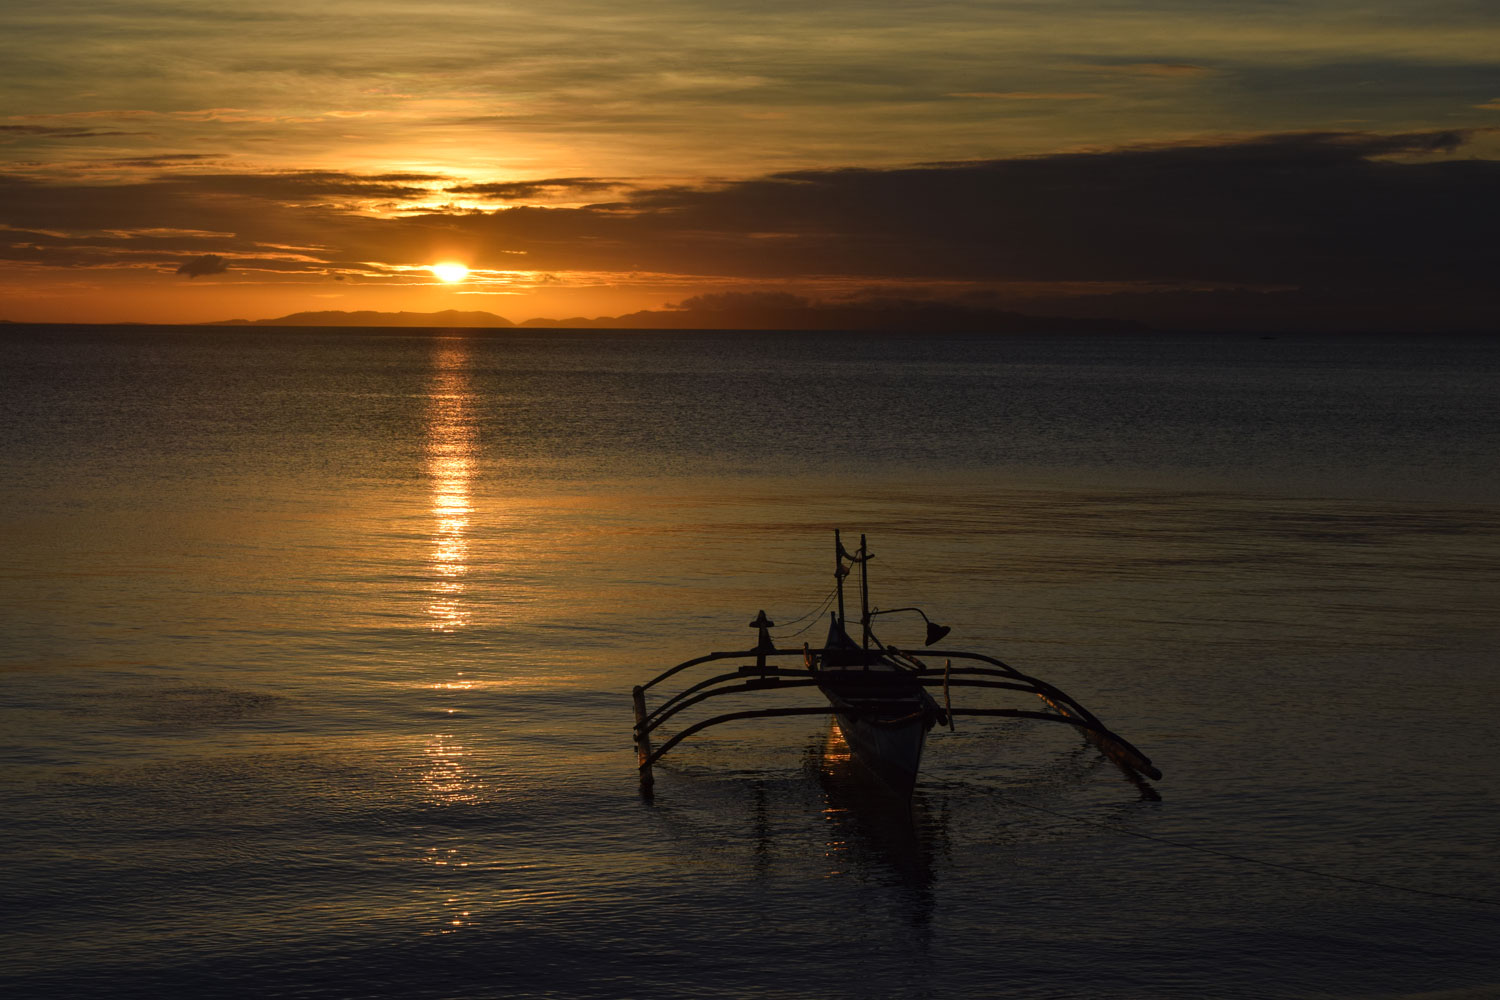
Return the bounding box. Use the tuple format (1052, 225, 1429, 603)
(215, 309, 515, 328)
(215, 296, 1151, 333)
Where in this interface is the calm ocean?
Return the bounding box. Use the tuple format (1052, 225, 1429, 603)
(2, 327, 1498, 999)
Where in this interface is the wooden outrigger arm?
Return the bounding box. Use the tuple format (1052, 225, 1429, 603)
(633, 645, 826, 790)
(632, 642, 1161, 789)
(885, 646, 1163, 781)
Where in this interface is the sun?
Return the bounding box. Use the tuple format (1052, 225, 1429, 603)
(430, 262, 469, 283)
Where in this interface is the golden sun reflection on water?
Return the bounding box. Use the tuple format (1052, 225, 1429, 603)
(821, 720, 853, 770)
(425, 341, 476, 632)
(416, 341, 488, 935)
(420, 733, 484, 810)
(821, 723, 852, 876)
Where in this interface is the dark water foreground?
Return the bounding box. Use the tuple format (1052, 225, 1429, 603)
(2, 327, 1498, 998)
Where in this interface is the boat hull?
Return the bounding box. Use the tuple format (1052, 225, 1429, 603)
(831, 711, 927, 798)
(816, 661, 938, 797)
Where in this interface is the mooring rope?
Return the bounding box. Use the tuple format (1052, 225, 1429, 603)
(984, 790, 1500, 908)
(771, 586, 839, 639)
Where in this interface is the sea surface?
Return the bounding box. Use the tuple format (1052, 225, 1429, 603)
(2, 326, 1498, 999)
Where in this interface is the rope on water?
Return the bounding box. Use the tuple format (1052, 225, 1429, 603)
(984, 790, 1500, 908)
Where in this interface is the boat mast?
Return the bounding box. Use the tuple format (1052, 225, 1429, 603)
(834, 529, 846, 626)
(859, 533, 871, 652)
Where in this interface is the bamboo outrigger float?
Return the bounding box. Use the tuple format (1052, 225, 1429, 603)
(632, 531, 1160, 798)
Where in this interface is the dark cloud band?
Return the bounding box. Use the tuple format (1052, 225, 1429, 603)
(3, 129, 1496, 329)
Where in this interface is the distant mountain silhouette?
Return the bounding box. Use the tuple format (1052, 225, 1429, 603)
(215, 297, 1149, 332)
(216, 309, 515, 327)
(519, 294, 1150, 332)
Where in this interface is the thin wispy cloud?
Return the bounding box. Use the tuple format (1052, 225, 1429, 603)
(1086, 62, 1214, 78)
(446, 178, 620, 199)
(0, 124, 147, 140)
(946, 92, 1104, 101)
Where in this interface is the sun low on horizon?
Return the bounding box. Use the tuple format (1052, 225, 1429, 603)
(430, 263, 470, 284)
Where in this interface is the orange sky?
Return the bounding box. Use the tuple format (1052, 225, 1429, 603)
(2, 1, 1498, 328)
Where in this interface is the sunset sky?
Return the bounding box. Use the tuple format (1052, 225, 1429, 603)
(2, 0, 1497, 328)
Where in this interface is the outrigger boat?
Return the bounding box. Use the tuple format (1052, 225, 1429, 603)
(632, 531, 1160, 798)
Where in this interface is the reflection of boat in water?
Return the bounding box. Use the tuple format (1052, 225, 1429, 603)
(809, 723, 940, 929)
(633, 530, 1160, 800)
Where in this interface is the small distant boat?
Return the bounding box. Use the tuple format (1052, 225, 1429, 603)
(632, 531, 1160, 798)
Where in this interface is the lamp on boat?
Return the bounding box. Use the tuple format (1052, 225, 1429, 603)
(867, 606, 951, 646)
